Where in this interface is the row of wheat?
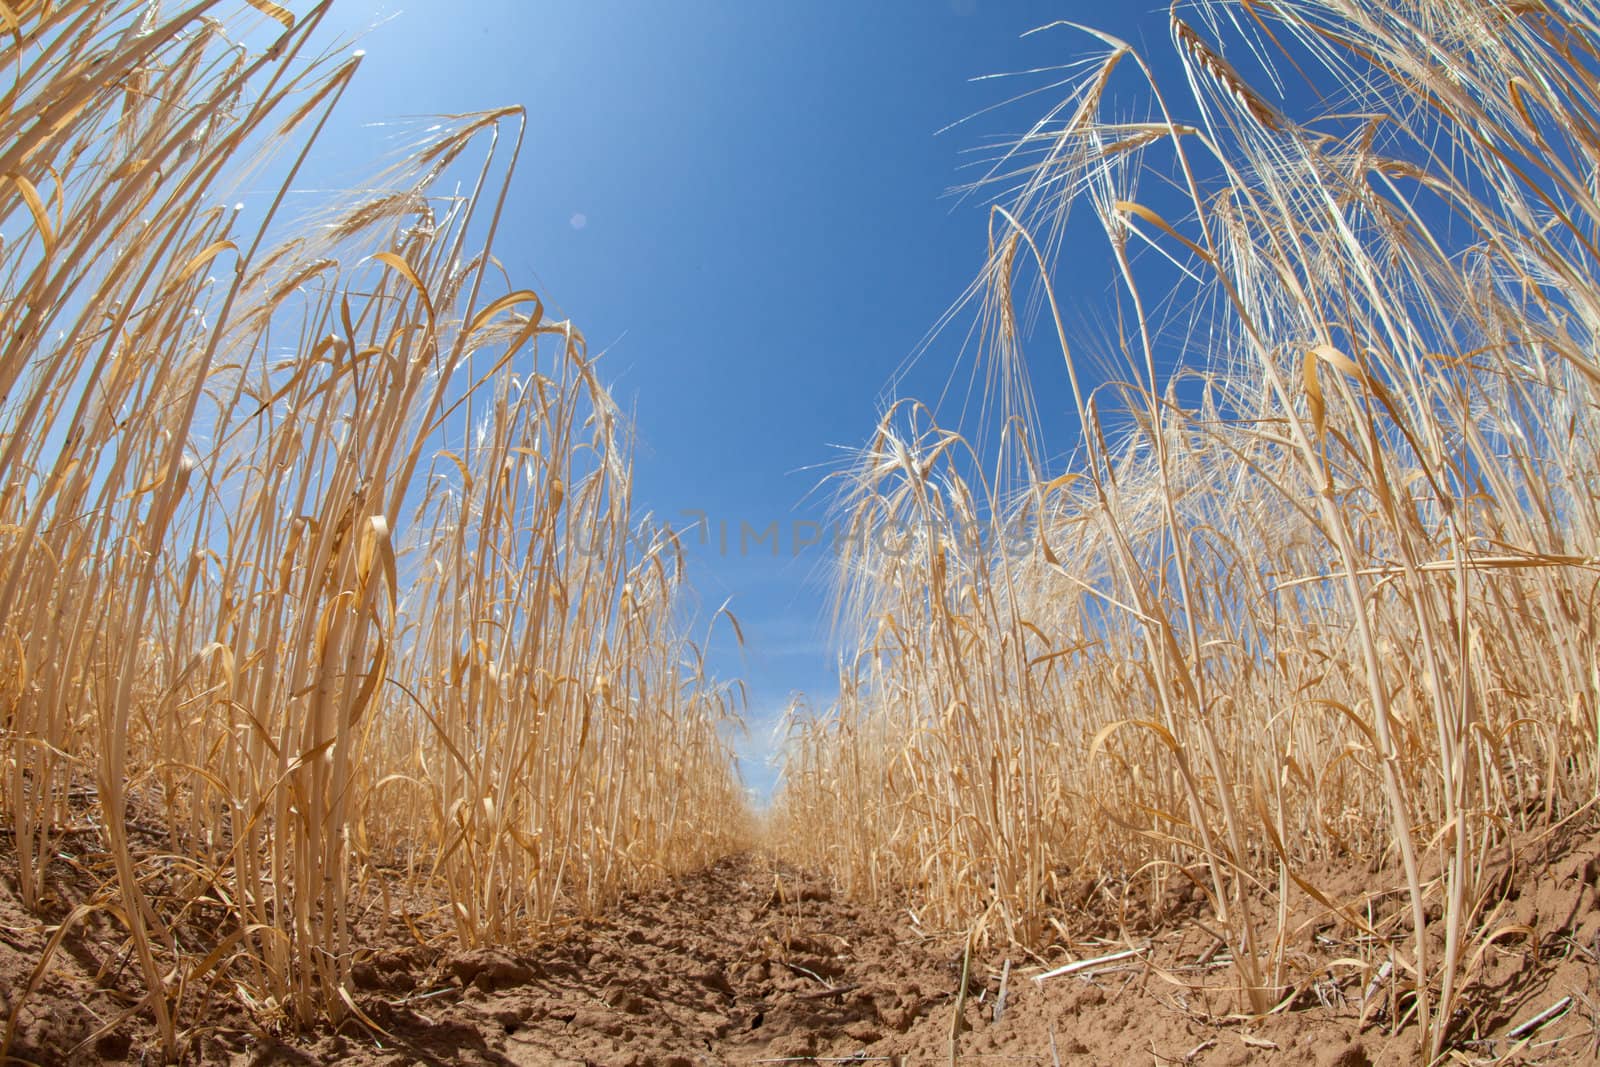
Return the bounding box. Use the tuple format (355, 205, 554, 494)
(0, 1, 746, 1057)
(774, 1, 1600, 1059)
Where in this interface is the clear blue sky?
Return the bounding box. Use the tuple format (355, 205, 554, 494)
(304, 1, 1170, 797)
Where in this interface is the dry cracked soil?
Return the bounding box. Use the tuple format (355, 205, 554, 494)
(3, 825, 1599, 1065)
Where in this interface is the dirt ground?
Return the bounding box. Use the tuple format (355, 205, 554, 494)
(1, 818, 1598, 1065)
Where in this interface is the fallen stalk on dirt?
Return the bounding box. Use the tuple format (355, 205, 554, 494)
(1033, 946, 1146, 984)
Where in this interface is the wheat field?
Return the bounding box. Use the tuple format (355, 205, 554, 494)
(2, 0, 1598, 1063)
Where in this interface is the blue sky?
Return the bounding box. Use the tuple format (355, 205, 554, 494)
(303, 1, 1171, 798)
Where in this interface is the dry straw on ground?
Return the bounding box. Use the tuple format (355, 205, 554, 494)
(0, 1, 745, 1057)
(775, 0, 1600, 1060)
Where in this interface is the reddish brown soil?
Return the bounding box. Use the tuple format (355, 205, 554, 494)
(1, 819, 1597, 1065)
